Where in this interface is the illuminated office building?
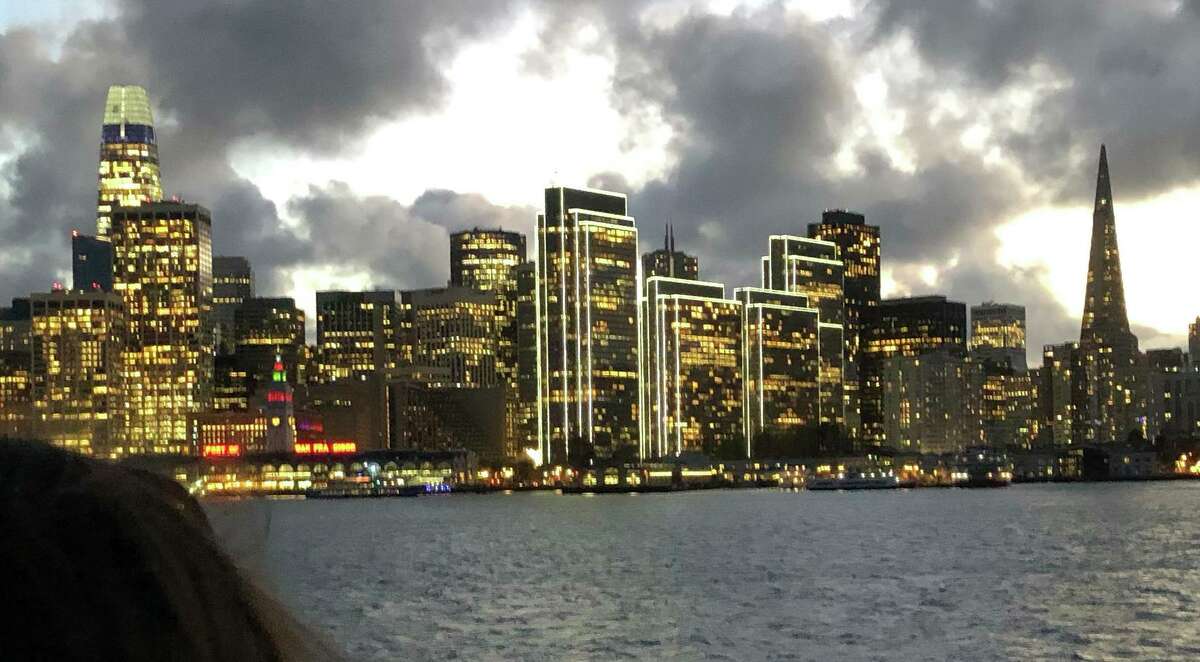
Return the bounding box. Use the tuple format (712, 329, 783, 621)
(1143, 348, 1200, 440)
(536, 186, 641, 464)
(408, 286, 499, 389)
(449, 228, 526, 456)
(97, 85, 163, 237)
(213, 354, 252, 412)
(297, 375, 390, 450)
(234, 297, 305, 388)
(808, 210, 880, 438)
(970, 302, 1027, 370)
(514, 261, 539, 455)
(643, 278, 742, 459)
(978, 362, 1034, 449)
(0, 300, 32, 437)
(72, 231, 114, 292)
(111, 202, 214, 454)
(29, 291, 127, 457)
(862, 295, 967, 445)
(762, 234, 845, 427)
(735, 287, 820, 457)
(1036, 342, 1087, 447)
(642, 224, 699, 280)
(213, 256, 254, 354)
(1078, 145, 1145, 443)
(315, 290, 403, 382)
(881, 348, 982, 454)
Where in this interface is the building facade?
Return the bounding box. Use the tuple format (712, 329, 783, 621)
(1078, 145, 1145, 443)
(408, 286, 499, 389)
(643, 278, 743, 459)
(642, 224, 699, 280)
(536, 186, 641, 464)
(29, 291, 127, 457)
(97, 85, 163, 237)
(315, 290, 403, 382)
(213, 256, 254, 354)
(111, 202, 214, 454)
(71, 231, 114, 292)
(881, 348, 982, 454)
(970, 302, 1027, 370)
(735, 287, 821, 456)
(233, 297, 305, 388)
(863, 296, 968, 446)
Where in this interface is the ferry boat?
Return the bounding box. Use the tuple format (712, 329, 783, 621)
(806, 471, 900, 491)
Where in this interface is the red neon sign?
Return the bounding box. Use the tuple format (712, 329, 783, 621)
(293, 441, 357, 455)
(267, 391, 293, 403)
(202, 443, 242, 458)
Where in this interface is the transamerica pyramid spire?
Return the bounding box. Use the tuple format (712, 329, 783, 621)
(1081, 144, 1131, 340)
(1078, 144, 1144, 443)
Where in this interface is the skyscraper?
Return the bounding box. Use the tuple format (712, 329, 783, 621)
(449, 228, 526, 458)
(111, 202, 214, 454)
(514, 262, 539, 456)
(808, 210, 881, 439)
(71, 231, 114, 292)
(407, 286, 499, 388)
(536, 186, 640, 465)
(30, 291, 127, 457)
(233, 297, 305, 388)
(863, 295, 968, 445)
(0, 299, 32, 439)
(97, 85, 163, 237)
(735, 287, 821, 456)
(213, 257, 254, 354)
(1078, 145, 1144, 443)
(643, 277, 742, 459)
(970, 302, 1027, 371)
(315, 290, 403, 382)
(1189, 317, 1200, 366)
(642, 224, 699, 280)
(881, 348, 982, 454)
(763, 235, 846, 428)
(1037, 342, 1088, 447)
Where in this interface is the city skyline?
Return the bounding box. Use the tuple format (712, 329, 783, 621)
(2, 2, 1200, 369)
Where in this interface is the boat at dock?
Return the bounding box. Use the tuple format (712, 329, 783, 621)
(806, 471, 900, 491)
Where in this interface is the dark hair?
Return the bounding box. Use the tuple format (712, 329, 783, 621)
(0, 440, 334, 661)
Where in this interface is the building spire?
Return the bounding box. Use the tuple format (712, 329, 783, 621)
(1081, 143, 1131, 339)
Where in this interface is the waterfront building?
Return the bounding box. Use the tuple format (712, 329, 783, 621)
(514, 262, 539, 457)
(407, 286, 499, 388)
(642, 224, 699, 280)
(762, 235, 845, 427)
(71, 231, 114, 292)
(449, 228, 525, 456)
(0, 300, 32, 438)
(213, 256, 254, 354)
(297, 375, 390, 450)
(1145, 348, 1200, 440)
(29, 291, 127, 457)
(315, 290, 403, 382)
(862, 295, 968, 445)
(0, 349, 31, 439)
(111, 202, 214, 454)
(808, 210, 881, 439)
(1036, 342, 1088, 447)
(262, 355, 296, 453)
(970, 302, 1027, 371)
(735, 287, 821, 456)
(390, 382, 506, 464)
(881, 348, 982, 454)
(536, 186, 641, 464)
(1078, 145, 1145, 443)
(643, 277, 743, 459)
(978, 361, 1034, 449)
(96, 85, 163, 237)
(233, 297, 305, 388)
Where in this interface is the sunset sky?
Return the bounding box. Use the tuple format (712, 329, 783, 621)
(2, 0, 1198, 364)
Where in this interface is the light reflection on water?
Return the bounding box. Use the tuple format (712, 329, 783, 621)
(207, 483, 1200, 660)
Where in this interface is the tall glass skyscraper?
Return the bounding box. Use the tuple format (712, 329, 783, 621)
(97, 85, 163, 237)
(536, 186, 640, 465)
